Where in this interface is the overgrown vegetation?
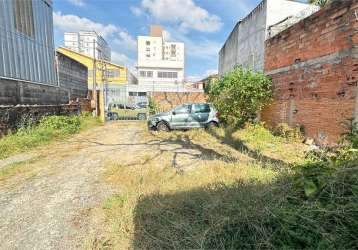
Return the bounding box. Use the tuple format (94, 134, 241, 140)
(98, 120, 357, 249)
(273, 123, 304, 142)
(0, 113, 100, 159)
(148, 97, 160, 115)
(309, 0, 331, 7)
(209, 67, 273, 127)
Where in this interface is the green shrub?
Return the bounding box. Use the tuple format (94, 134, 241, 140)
(148, 97, 160, 115)
(309, 0, 331, 7)
(209, 67, 273, 127)
(274, 123, 303, 142)
(0, 114, 99, 159)
(341, 118, 358, 148)
(39, 115, 81, 134)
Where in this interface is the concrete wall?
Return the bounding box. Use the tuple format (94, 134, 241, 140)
(262, 0, 358, 145)
(218, 0, 312, 76)
(57, 51, 88, 100)
(0, 78, 68, 105)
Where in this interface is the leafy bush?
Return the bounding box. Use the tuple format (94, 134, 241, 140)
(209, 67, 273, 127)
(274, 123, 303, 142)
(341, 118, 358, 148)
(0, 114, 99, 159)
(309, 0, 331, 7)
(148, 97, 160, 115)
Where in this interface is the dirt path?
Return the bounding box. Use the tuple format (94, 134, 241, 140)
(0, 121, 228, 250)
(0, 122, 169, 250)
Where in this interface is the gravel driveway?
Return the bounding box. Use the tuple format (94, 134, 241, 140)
(0, 122, 156, 250)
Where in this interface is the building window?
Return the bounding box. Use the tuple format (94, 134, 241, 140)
(107, 69, 120, 78)
(140, 71, 153, 78)
(146, 48, 150, 52)
(157, 72, 178, 79)
(146, 54, 150, 58)
(138, 92, 147, 96)
(146, 41, 150, 46)
(171, 44, 176, 57)
(13, 0, 35, 37)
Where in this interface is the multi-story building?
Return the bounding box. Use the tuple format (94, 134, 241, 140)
(218, 0, 318, 76)
(137, 25, 184, 86)
(64, 31, 111, 61)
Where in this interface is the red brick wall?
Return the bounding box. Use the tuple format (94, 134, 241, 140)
(262, 0, 358, 145)
(150, 92, 208, 111)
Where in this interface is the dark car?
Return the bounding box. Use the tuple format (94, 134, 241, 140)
(148, 103, 219, 131)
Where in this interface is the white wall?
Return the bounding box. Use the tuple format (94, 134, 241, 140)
(137, 67, 184, 84)
(266, 0, 315, 29)
(218, 0, 313, 76)
(137, 34, 185, 85)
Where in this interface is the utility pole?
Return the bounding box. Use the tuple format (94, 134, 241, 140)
(101, 59, 108, 121)
(92, 39, 98, 116)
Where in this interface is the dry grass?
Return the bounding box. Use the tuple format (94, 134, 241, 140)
(97, 125, 305, 249)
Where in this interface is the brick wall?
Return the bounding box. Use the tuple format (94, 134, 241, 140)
(262, 0, 358, 145)
(150, 92, 208, 111)
(0, 99, 91, 137)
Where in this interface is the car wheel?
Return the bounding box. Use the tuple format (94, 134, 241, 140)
(137, 113, 147, 120)
(157, 121, 169, 132)
(207, 121, 218, 129)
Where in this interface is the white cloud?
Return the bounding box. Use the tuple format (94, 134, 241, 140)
(53, 12, 118, 38)
(130, 6, 143, 16)
(204, 69, 218, 76)
(185, 69, 218, 82)
(162, 30, 171, 41)
(112, 51, 135, 67)
(67, 0, 86, 7)
(54, 12, 136, 68)
(167, 29, 220, 60)
(113, 31, 137, 52)
(137, 0, 222, 33)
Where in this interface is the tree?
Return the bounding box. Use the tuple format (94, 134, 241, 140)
(209, 67, 273, 127)
(309, 0, 331, 7)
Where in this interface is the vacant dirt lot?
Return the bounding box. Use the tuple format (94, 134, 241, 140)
(0, 121, 238, 250)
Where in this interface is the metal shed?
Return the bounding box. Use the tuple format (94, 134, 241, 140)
(0, 0, 57, 86)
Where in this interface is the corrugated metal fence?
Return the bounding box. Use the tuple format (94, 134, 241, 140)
(0, 0, 57, 86)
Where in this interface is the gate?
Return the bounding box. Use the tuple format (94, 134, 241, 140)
(105, 85, 149, 121)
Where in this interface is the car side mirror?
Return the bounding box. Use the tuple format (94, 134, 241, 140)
(172, 111, 176, 115)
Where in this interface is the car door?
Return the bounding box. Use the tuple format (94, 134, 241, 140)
(170, 104, 191, 129)
(189, 104, 211, 127)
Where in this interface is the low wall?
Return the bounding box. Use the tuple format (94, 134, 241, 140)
(150, 92, 208, 111)
(0, 78, 68, 105)
(0, 99, 91, 137)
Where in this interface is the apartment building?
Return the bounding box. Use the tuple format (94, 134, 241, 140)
(218, 0, 318, 76)
(64, 31, 111, 61)
(137, 25, 184, 86)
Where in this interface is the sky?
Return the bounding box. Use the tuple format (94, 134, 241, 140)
(52, 0, 263, 81)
